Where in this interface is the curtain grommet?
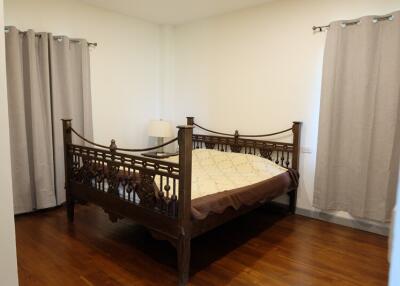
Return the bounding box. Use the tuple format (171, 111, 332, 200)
(373, 15, 394, 23)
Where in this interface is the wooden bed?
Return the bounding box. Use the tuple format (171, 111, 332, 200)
(62, 117, 301, 285)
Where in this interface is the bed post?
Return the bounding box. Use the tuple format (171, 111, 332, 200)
(177, 124, 193, 286)
(186, 116, 194, 126)
(291, 121, 302, 171)
(62, 119, 74, 222)
(289, 121, 302, 214)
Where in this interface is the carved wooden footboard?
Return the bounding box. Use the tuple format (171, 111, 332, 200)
(62, 119, 193, 285)
(61, 117, 301, 286)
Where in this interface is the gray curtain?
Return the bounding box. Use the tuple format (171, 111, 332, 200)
(6, 27, 55, 214)
(5, 26, 93, 213)
(50, 36, 93, 204)
(314, 11, 400, 222)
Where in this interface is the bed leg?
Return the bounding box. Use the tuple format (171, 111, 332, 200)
(66, 191, 75, 223)
(177, 235, 191, 286)
(288, 189, 297, 214)
(62, 119, 74, 223)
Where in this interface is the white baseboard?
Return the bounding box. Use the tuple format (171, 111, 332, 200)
(295, 207, 389, 236)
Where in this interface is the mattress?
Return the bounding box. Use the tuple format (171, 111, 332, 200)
(161, 149, 298, 219)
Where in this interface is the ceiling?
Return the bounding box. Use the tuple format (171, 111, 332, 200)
(81, 0, 275, 25)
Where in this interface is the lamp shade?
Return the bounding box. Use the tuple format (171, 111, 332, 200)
(148, 120, 173, 138)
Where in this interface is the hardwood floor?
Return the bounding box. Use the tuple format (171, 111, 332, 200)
(15, 204, 389, 286)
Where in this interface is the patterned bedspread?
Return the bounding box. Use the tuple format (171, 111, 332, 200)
(162, 149, 287, 199)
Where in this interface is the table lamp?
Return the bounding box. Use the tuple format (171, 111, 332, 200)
(148, 119, 173, 154)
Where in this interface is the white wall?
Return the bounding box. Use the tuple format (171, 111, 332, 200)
(0, 0, 19, 284)
(5, 0, 162, 148)
(169, 0, 400, 225)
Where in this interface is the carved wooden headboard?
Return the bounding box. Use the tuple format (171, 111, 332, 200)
(186, 117, 302, 170)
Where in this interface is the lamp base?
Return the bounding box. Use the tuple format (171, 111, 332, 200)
(142, 151, 178, 159)
(157, 137, 165, 153)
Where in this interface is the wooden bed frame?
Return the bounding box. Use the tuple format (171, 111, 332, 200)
(62, 117, 301, 285)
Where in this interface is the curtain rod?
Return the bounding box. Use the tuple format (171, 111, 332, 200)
(312, 14, 394, 32)
(4, 27, 97, 47)
(312, 25, 330, 32)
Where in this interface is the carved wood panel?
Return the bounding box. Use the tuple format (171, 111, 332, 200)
(192, 134, 294, 168)
(69, 145, 180, 220)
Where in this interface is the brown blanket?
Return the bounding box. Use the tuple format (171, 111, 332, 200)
(190, 169, 299, 220)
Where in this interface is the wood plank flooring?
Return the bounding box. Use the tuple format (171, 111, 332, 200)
(15, 204, 389, 286)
